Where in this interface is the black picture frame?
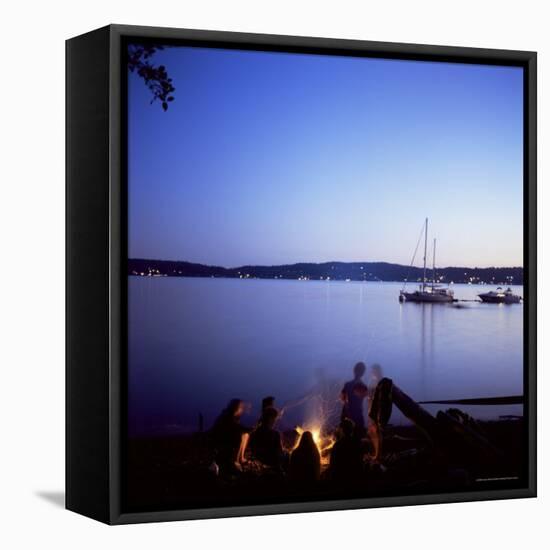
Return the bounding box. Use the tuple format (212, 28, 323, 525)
(66, 24, 537, 525)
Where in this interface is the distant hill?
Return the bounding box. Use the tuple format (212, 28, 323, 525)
(128, 258, 523, 285)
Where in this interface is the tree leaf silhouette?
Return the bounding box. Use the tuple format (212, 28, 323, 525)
(128, 44, 175, 111)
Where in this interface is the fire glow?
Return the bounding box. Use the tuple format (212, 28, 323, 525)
(294, 424, 336, 465)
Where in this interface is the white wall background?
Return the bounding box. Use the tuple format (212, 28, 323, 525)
(0, 0, 546, 547)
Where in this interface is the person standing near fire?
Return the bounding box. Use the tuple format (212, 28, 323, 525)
(340, 362, 369, 436)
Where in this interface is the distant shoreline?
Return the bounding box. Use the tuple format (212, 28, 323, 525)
(128, 258, 523, 286)
(128, 274, 524, 288)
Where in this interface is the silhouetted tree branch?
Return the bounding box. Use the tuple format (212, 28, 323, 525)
(128, 44, 175, 111)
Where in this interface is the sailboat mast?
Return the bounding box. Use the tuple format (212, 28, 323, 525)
(432, 238, 436, 289)
(422, 217, 428, 291)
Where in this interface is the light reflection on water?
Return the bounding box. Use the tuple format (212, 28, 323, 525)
(128, 277, 523, 436)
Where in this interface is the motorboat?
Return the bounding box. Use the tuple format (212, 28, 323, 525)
(478, 287, 522, 304)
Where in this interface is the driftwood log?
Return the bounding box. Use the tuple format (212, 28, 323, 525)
(371, 377, 503, 463)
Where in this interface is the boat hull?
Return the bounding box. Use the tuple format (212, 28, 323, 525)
(400, 291, 454, 303)
(479, 294, 521, 304)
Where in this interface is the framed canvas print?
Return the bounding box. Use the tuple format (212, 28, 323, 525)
(66, 24, 537, 524)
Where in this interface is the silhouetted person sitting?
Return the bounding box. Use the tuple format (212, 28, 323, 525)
(340, 362, 369, 436)
(329, 418, 363, 482)
(210, 398, 250, 473)
(250, 407, 284, 469)
(262, 396, 276, 412)
(289, 431, 321, 483)
(283, 428, 301, 453)
(256, 395, 279, 428)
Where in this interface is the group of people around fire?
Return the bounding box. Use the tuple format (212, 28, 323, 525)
(209, 362, 384, 481)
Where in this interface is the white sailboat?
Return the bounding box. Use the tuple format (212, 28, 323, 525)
(399, 218, 454, 303)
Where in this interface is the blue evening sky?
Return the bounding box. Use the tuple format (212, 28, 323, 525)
(128, 46, 523, 268)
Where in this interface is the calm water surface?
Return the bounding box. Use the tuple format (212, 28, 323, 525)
(128, 277, 523, 436)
